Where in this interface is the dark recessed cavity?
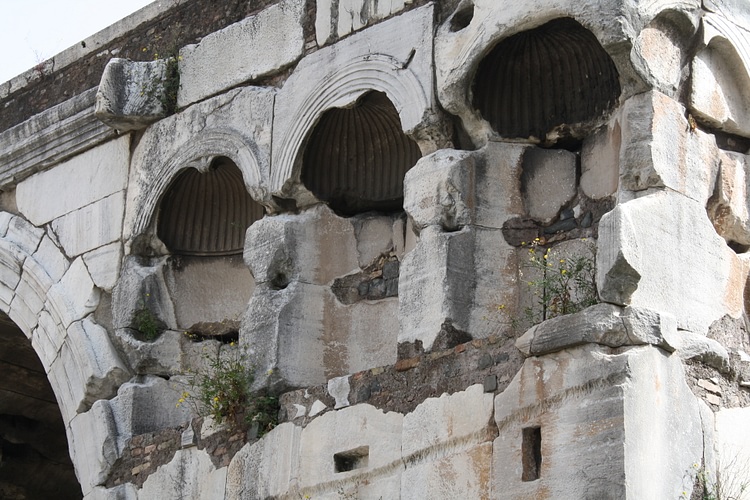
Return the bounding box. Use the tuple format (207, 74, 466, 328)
(522, 426, 542, 482)
(334, 446, 369, 473)
(302, 91, 422, 215)
(473, 18, 620, 144)
(450, 4, 474, 32)
(158, 157, 265, 256)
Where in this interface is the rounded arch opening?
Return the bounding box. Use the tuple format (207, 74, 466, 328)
(157, 157, 266, 256)
(472, 17, 621, 146)
(301, 91, 422, 215)
(0, 312, 81, 499)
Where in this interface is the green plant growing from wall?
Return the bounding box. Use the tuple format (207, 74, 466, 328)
(178, 342, 278, 435)
(131, 293, 164, 341)
(497, 238, 598, 333)
(682, 460, 750, 500)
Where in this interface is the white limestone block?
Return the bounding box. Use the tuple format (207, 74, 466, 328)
(9, 251, 57, 334)
(271, 4, 438, 196)
(95, 58, 168, 132)
(402, 384, 494, 458)
(619, 91, 719, 204)
(67, 401, 120, 496)
(707, 151, 750, 246)
(138, 448, 227, 500)
(51, 191, 125, 257)
(82, 242, 122, 292)
(403, 143, 526, 231)
(5, 215, 44, 256)
(581, 121, 620, 199)
(298, 404, 403, 488)
(398, 226, 474, 350)
(46, 257, 100, 329)
(597, 190, 746, 333)
(244, 205, 359, 286)
(714, 407, 750, 500)
(65, 317, 131, 410)
(0, 239, 24, 309)
(522, 148, 577, 224)
(690, 14, 750, 138)
(401, 443, 492, 500)
(164, 254, 253, 330)
(492, 345, 702, 500)
(352, 214, 396, 268)
(178, 0, 305, 107)
(16, 137, 129, 226)
(225, 422, 302, 499)
(315, 0, 410, 45)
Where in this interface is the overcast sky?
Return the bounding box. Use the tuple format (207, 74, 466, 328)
(0, 0, 154, 84)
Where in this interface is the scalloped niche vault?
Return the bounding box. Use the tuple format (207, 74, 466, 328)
(157, 157, 265, 334)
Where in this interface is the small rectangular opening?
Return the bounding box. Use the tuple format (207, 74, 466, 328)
(522, 426, 542, 481)
(334, 446, 369, 473)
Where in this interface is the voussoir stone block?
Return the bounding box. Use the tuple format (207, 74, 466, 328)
(226, 422, 302, 499)
(597, 190, 746, 333)
(45, 257, 100, 330)
(178, 0, 305, 108)
(298, 404, 403, 489)
(16, 136, 129, 226)
(619, 91, 719, 204)
(67, 400, 120, 496)
(95, 58, 168, 132)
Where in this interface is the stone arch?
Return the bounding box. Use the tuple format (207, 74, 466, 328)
(0, 213, 130, 495)
(270, 53, 432, 198)
(690, 14, 750, 138)
(130, 129, 266, 242)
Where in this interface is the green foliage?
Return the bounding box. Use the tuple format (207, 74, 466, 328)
(133, 308, 162, 341)
(178, 344, 278, 434)
(496, 238, 598, 333)
(682, 460, 750, 500)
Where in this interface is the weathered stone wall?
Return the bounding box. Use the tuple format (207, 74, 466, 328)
(1, 0, 750, 499)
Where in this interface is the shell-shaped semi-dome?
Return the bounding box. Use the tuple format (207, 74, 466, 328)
(157, 158, 265, 255)
(302, 91, 422, 215)
(472, 17, 621, 143)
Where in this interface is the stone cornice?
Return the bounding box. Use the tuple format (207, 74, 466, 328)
(0, 88, 116, 189)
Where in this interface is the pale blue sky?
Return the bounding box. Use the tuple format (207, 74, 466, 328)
(0, 0, 154, 84)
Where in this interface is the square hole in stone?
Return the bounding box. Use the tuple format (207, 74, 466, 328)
(522, 426, 542, 481)
(334, 446, 369, 473)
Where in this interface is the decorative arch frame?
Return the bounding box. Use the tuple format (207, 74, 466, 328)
(269, 4, 442, 197)
(129, 128, 267, 243)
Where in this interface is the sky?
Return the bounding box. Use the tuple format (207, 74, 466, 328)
(0, 0, 155, 84)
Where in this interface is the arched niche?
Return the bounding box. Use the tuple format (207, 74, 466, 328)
(301, 92, 422, 215)
(472, 17, 621, 146)
(156, 158, 266, 335)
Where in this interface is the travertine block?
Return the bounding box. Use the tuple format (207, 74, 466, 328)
(16, 137, 129, 226)
(493, 345, 702, 499)
(404, 143, 526, 231)
(707, 151, 750, 245)
(619, 91, 719, 204)
(139, 448, 227, 500)
(226, 423, 302, 499)
(51, 192, 125, 257)
(398, 226, 474, 350)
(95, 58, 168, 131)
(581, 122, 620, 199)
(402, 384, 494, 457)
(298, 404, 403, 488)
(522, 148, 577, 224)
(316, 0, 410, 46)
(178, 0, 305, 107)
(597, 190, 746, 333)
